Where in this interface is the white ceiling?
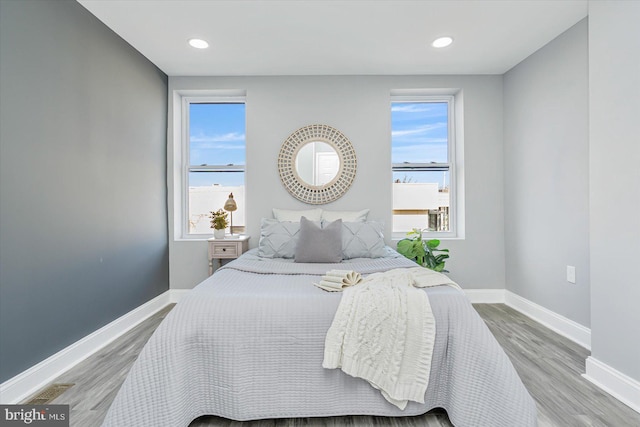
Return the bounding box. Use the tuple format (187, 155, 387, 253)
(77, 0, 588, 77)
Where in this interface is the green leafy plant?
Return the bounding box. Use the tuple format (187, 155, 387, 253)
(396, 228, 450, 272)
(209, 209, 229, 230)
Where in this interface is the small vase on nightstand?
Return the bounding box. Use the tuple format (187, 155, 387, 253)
(213, 228, 225, 239)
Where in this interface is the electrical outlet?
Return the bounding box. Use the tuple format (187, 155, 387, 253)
(567, 266, 576, 284)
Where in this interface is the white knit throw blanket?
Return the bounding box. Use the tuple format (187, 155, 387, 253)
(322, 267, 460, 409)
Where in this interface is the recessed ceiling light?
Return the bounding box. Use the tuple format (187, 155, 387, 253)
(188, 38, 209, 49)
(432, 37, 453, 48)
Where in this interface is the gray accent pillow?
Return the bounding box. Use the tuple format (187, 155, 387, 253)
(341, 221, 386, 259)
(295, 217, 343, 263)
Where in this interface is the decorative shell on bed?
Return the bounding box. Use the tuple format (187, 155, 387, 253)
(278, 124, 357, 205)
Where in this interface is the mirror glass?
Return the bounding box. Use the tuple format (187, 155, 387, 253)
(295, 141, 340, 186)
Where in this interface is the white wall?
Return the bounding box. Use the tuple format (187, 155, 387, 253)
(588, 1, 640, 382)
(168, 75, 504, 291)
(503, 19, 590, 327)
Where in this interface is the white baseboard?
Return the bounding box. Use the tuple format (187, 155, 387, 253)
(584, 356, 640, 414)
(504, 290, 591, 350)
(468, 290, 640, 414)
(463, 289, 591, 350)
(0, 289, 189, 404)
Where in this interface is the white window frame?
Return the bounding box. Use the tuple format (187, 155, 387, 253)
(391, 93, 464, 240)
(171, 90, 246, 240)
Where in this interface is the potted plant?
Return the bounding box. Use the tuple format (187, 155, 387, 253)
(396, 228, 450, 273)
(209, 209, 229, 239)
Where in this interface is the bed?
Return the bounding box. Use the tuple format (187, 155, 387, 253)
(101, 244, 537, 427)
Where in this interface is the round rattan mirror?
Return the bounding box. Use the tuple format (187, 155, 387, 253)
(278, 124, 357, 205)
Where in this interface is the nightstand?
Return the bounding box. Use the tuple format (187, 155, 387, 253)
(208, 235, 250, 275)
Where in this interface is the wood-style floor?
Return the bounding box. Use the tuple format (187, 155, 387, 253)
(31, 303, 640, 427)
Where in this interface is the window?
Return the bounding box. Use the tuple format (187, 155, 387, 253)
(391, 97, 455, 236)
(186, 100, 246, 235)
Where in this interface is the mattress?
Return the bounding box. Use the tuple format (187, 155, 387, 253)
(102, 248, 537, 426)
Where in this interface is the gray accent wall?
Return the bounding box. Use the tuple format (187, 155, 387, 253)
(0, 0, 169, 382)
(503, 19, 590, 327)
(588, 1, 640, 382)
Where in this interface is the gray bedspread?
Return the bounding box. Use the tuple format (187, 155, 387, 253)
(102, 249, 537, 427)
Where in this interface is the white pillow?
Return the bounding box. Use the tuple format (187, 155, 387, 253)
(272, 207, 322, 222)
(321, 209, 369, 223)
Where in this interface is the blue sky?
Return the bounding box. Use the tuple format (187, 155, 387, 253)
(189, 103, 245, 187)
(189, 103, 246, 166)
(391, 101, 449, 188)
(391, 101, 448, 163)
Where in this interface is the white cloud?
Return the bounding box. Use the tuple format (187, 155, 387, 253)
(196, 143, 245, 150)
(392, 123, 447, 138)
(391, 104, 433, 113)
(191, 132, 245, 143)
(391, 104, 447, 118)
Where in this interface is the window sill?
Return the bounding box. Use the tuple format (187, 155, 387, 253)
(175, 234, 215, 242)
(391, 233, 464, 242)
